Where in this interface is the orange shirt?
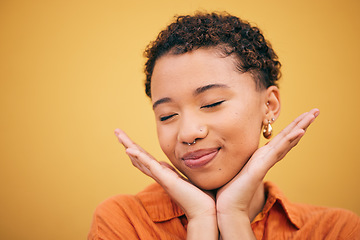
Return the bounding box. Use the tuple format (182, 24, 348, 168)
(88, 182, 360, 239)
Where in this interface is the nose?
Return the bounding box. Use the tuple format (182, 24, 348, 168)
(177, 113, 208, 145)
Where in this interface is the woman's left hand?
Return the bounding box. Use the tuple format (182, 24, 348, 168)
(215, 109, 320, 239)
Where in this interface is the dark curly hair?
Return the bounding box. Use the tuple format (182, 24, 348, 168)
(144, 12, 281, 98)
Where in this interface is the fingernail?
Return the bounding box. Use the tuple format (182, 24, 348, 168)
(114, 129, 120, 136)
(314, 111, 320, 118)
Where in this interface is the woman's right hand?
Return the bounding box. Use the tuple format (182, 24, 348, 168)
(115, 129, 218, 240)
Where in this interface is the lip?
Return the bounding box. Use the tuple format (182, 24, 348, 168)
(181, 148, 220, 168)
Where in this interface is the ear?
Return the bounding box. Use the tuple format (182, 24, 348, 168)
(262, 86, 281, 125)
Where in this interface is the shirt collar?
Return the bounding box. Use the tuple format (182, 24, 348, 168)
(252, 181, 303, 229)
(136, 181, 304, 229)
(136, 183, 184, 222)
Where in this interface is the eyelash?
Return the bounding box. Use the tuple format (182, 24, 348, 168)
(159, 100, 225, 122)
(160, 114, 177, 122)
(201, 100, 225, 109)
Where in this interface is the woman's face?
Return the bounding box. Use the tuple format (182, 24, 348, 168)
(151, 48, 269, 190)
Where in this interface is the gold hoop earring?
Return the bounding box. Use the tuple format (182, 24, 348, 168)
(263, 120, 273, 139)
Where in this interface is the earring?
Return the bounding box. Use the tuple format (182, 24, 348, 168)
(263, 120, 273, 139)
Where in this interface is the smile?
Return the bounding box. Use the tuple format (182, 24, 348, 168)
(181, 148, 220, 168)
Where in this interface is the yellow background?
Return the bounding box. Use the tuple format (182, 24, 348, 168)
(1, 0, 359, 239)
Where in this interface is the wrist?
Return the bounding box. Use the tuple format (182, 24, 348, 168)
(187, 214, 218, 240)
(217, 209, 250, 226)
(217, 211, 255, 240)
(185, 200, 217, 221)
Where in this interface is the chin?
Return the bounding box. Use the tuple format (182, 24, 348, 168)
(189, 170, 238, 190)
(192, 178, 228, 191)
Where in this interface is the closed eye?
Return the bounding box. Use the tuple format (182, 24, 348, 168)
(160, 114, 177, 122)
(201, 100, 225, 109)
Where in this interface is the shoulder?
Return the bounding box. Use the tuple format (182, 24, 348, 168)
(90, 183, 166, 220)
(88, 183, 185, 240)
(88, 191, 145, 239)
(88, 183, 162, 240)
(92, 182, 168, 218)
(264, 182, 360, 239)
(296, 204, 360, 239)
(92, 192, 142, 220)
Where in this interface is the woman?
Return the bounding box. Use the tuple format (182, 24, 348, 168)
(89, 12, 360, 239)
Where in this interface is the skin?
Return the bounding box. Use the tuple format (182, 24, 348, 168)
(115, 48, 320, 239)
(151, 48, 279, 190)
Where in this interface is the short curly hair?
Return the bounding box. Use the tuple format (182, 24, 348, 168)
(144, 12, 281, 98)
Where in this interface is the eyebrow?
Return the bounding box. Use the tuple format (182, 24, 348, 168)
(152, 97, 172, 109)
(152, 83, 229, 109)
(194, 83, 229, 96)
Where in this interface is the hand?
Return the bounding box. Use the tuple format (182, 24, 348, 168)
(216, 109, 320, 239)
(114, 129, 218, 239)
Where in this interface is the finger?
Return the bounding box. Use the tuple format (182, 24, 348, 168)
(270, 128, 305, 162)
(114, 129, 164, 177)
(159, 161, 178, 174)
(293, 108, 319, 132)
(114, 128, 136, 149)
(160, 162, 187, 180)
(231, 109, 319, 197)
(250, 109, 319, 177)
(125, 151, 153, 176)
(115, 129, 154, 159)
(268, 109, 319, 147)
(262, 109, 319, 169)
(266, 112, 308, 147)
(126, 147, 180, 183)
(265, 128, 305, 166)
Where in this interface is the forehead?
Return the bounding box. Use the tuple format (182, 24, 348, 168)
(150, 49, 253, 102)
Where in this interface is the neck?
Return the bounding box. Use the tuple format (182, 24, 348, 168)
(249, 182, 266, 222)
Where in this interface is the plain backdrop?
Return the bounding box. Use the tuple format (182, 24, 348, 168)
(1, 0, 359, 239)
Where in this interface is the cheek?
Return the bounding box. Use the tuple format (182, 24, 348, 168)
(221, 109, 263, 149)
(157, 126, 177, 158)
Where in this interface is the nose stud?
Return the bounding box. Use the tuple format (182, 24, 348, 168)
(187, 140, 196, 146)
